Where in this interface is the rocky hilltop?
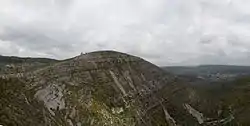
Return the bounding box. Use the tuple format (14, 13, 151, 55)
(0, 51, 234, 126)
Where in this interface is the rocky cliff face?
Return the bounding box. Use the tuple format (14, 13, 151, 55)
(0, 51, 213, 126)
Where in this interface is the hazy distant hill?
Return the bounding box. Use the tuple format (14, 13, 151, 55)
(0, 55, 59, 74)
(0, 55, 58, 65)
(163, 65, 250, 81)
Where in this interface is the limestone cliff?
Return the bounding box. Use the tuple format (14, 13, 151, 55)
(0, 51, 201, 126)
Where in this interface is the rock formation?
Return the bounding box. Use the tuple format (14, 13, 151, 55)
(0, 51, 231, 125)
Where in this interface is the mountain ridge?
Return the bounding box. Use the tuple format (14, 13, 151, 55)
(1, 51, 191, 126)
(1, 51, 247, 125)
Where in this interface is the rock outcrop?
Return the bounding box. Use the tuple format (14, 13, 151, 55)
(0, 51, 207, 125)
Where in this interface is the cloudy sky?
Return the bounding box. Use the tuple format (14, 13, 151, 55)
(1, 0, 250, 66)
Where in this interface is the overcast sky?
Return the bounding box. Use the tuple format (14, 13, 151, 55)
(1, 0, 250, 66)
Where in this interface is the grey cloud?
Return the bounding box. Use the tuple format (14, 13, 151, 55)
(1, 0, 250, 66)
(0, 27, 76, 53)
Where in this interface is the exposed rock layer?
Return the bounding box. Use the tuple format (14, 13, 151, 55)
(0, 51, 230, 126)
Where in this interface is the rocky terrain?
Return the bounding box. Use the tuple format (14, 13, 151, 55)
(164, 65, 250, 125)
(0, 51, 248, 125)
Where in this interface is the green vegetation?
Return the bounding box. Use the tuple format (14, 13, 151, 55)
(2, 51, 250, 125)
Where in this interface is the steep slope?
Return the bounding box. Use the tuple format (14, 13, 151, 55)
(163, 65, 250, 125)
(188, 76, 250, 125)
(0, 51, 219, 126)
